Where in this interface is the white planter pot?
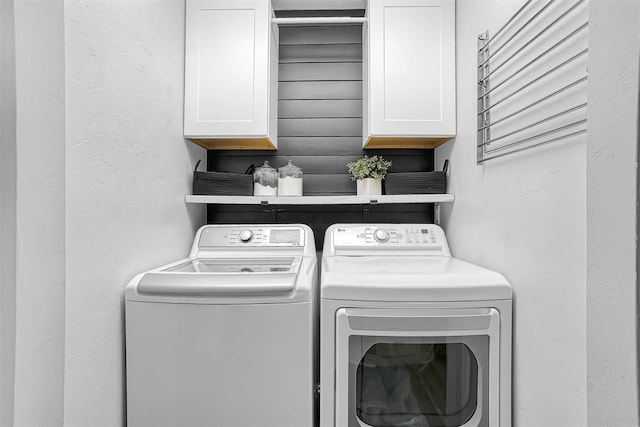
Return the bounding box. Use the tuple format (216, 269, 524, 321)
(357, 178, 382, 196)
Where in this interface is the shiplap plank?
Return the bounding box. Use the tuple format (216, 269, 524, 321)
(207, 205, 276, 224)
(276, 202, 363, 249)
(279, 118, 362, 137)
(209, 154, 432, 174)
(210, 156, 356, 174)
(207, 137, 364, 156)
(279, 81, 362, 100)
(279, 100, 362, 118)
(276, 137, 363, 155)
(279, 25, 362, 45)
(302, 173, 355, 194)
(365, 203, 435, 223)
(279, 62, 362, 82)
(207, 142, 435, 158)
(280, 44, 362, 63)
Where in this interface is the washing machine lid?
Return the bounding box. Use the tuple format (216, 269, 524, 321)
(126, 255, 316, 304)
(321, 256, 511, 302)
(163, 257, 299, 274)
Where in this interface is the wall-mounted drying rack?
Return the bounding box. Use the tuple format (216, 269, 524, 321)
(477, 0, 589, 164)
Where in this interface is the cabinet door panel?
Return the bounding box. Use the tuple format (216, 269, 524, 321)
(383, 6, 441, 121)
(367, 0, 455, 142)
(197, 8, 256, 123)
(184, 0, 274, 144)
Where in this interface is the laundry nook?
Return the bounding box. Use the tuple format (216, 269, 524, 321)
(1, 0, 638, 427)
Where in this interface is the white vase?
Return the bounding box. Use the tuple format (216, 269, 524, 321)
(357, 178, 382, 196)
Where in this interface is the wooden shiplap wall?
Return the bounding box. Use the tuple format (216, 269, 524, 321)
(207, 24, 435, 248)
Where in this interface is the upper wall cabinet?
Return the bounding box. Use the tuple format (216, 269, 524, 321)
(184, 0, 279, 149)
(364, 0, 456, 148)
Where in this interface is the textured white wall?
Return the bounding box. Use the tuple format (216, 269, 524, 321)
(436, 0, 588, 425)
(0, 0, 17, 424)
(586, 0, 639, 424)
(63, 0, 205, 425)
(12, 0, 66, 425)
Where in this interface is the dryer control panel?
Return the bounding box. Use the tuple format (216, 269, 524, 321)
(329, 224, 450, 256)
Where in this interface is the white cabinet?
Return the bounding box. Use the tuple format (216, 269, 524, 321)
(184, 0, 278, 149)
(364, 0, 456, 148)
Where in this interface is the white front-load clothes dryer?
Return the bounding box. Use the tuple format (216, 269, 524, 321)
(125, 224, 317, 427)
(320, 224, 512, 427)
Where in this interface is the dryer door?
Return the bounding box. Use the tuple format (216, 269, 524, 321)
(334, 308, 500, 427)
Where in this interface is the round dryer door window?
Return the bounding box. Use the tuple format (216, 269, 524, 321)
(355, 342, 480, 427)
(333, 307, 500, 427)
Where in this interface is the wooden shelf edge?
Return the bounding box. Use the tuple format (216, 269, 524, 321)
(363, 136, 455, 149)
(186, 137, 277, 150)
(185, 194, 455, 205)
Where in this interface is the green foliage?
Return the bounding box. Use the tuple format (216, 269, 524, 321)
(346, 155, 392, 181)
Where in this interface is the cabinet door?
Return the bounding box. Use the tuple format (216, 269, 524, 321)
(184, 0, 276, 148)
(366, 0, 455, 147)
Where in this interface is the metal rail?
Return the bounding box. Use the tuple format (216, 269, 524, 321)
(478, 32, 588, 97)
(477, 0, 534, 50)
(481, 129, 587, 163)
(477, 77, 587, 132)
(272, 17, 367, 25)
(478, 0, 587, 77)
(485, 119, 587, 153)
(478, 0, 555, 68)
(478, 103, 587, 148)
(478, 76, 587, 118)
(477, 0, 589, 164)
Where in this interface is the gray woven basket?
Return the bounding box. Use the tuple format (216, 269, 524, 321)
(192, 160, 253, 196)
(385, 160, 448, 195)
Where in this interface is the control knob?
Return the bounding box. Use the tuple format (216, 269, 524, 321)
(373, 228, 390, 243)
(239, 229, 254, 243)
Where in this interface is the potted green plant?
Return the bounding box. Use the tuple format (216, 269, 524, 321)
(347, 155, 392, 196)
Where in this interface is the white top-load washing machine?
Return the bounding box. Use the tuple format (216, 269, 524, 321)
(320, 224, 512, 427)
(125, 224, 317, 427)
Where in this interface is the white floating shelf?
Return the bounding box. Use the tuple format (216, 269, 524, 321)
(186, 194, 454, 205)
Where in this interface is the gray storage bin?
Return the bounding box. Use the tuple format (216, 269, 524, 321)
(385, 160, 448, 195)
(192, 160, 253, 196)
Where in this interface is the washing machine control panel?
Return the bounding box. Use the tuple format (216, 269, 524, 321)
(198, 226, 305, 247)
(333, 225, 446, 250)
